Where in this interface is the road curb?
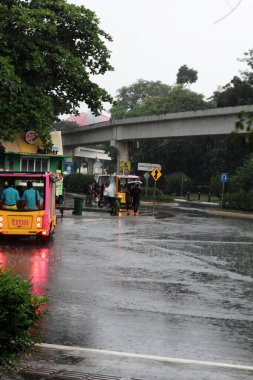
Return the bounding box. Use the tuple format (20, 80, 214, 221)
(141, 200, 253, 220)
(207, 209, 253, 220)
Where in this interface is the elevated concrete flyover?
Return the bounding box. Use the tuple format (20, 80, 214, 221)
(62, 105, 253, 170)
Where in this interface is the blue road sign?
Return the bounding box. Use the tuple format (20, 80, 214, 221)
(220, 172, 228, 182)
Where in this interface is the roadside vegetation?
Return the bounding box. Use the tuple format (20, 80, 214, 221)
(141, 188, 174, 202)
(0, 270, 47, 369)
(0, 0, 113, 147)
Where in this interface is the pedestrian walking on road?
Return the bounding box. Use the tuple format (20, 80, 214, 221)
(125, 184, 132, 215)
(131, 183, 141, 215)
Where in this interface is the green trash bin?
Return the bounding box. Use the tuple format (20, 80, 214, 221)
(110, 196, 121, 216)
(72, 197, 84, 215)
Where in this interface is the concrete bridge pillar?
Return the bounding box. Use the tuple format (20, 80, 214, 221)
(110, 140, 130, 173)
(86, 158, 94, 175)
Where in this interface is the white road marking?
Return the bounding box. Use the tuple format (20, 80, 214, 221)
(147, 239, 253, 245)
(39, 343, 253, 372)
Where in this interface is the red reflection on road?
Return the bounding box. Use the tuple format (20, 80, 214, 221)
(0, 251, 5, 270)
(0, 247, 49, 296)
(31, 248, 49, 295)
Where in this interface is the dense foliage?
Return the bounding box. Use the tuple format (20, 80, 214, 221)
(0, 0, 113, 146)
(130, 134, 253, 194)
(176, 65, 198, 86)
(123, 85, 210, 118)
(140, 187, 173, 201)
(111, 79, 171, 119)
(53, 120, 79, 132)
(0, 270, 47, 368)
(164, 172, 192, 195)
(213, 49, 253, 142)
(110, 78, 211, 119)
(213, 76, 253, 108)
(228, 153, 253, 192)
(223, 192, 253, 211)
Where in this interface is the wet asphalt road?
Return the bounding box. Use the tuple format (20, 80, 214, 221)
(1, 206, 253, 379)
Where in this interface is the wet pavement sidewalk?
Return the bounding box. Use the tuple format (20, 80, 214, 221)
(2, 343, 253, 380)
(62, 193, 253, 221)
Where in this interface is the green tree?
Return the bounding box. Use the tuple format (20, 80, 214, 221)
(111, 79, 171, 119)
(0, 269, 47, 369)
(213, 76, 253, 107)
(241, 48, 253, 84)
(229, 153, 253, 192)
(53, 120, 79, 132)
(176, 64, 198, 86)
(127, 86, 208, 117)
(200, 134, 253, 181)
(212, 49, 253, 142)
(153, 85, 209, 113)
(0, 0, 113, 146)
(111, 81, 211, 119)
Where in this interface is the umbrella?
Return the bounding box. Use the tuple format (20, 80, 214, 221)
(127, 180, 142, 185)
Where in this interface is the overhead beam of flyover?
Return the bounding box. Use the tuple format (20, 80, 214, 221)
(62, 105, 253, 148)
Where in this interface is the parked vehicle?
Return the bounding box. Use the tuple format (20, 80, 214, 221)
(98, 174, 140, 204)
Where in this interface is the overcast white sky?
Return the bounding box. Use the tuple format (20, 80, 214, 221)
(68, 0, 253, 112)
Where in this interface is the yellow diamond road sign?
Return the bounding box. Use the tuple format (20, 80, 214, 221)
(151, 167, 162, 181)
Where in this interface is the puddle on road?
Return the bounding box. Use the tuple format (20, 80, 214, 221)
(155, 212, 175, 219)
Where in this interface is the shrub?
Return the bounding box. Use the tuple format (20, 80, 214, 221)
(63, 173, 94, 193)
(223, 192, 253, 211)
(226, 154, 253, 193)
(141, 187, 174, 201)
(0, 270, 47, 369)
(227, 175, 241, 193)
(233, 154, 253, 192)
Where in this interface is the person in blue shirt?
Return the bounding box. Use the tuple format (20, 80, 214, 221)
(1, 182, 20, 210)
(21, 181, 41, 210)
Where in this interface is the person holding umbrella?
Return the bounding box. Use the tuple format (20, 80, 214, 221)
(131, 182, 141, 215)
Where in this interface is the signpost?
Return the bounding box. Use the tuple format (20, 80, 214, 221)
(220, 173, 228, 182)
(138, 163, 162, 199)
(151, 167, 162, 182)
(150, 167, 162, 215)
(220, 172, 228, 208)
(138, 163, 162, 172)
(143, 172, 150, 197)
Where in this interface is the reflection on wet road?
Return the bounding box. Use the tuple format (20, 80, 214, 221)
(0, 240, 56, 295)
(1, 209, 253, 379)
